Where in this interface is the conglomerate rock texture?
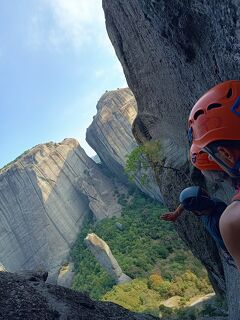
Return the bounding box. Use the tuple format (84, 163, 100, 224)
(102, 0, 240, 318)
(0, 271, 157, 320)
(86, 88, 163, 202)
(0, 139, 125, 276)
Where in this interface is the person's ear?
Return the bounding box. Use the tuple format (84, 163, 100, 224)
(217, 147, 235, 165)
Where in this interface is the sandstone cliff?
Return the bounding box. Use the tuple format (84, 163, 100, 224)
(86, 88, 162, 202)
(0, 139, 126, 276)
(102, 0, 240, 317)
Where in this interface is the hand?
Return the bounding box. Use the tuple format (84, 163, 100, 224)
(161, 212, 178, 222)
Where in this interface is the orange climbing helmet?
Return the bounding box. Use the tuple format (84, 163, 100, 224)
(190, 144, 223, 171)
(188, 80, 240, 149)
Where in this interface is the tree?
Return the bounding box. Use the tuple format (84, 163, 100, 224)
(124, 140, 164, 185)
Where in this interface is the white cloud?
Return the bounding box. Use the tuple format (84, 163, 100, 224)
(29, 0, 112, 51)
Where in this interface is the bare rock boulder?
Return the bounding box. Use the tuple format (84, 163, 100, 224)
(85, 233, 131, 284)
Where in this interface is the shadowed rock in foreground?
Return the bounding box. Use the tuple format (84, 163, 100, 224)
(0, 271, 157, 320)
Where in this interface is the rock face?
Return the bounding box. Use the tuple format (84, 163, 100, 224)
(102, 0, 240, 317)
(86, 88, 163, 202)
(85, 233, 131, 284)
(57, 263, 75, 288)
(0, 271, 157, 320)
(76, 162, 126, 221)
(87, 88, 137, 182)
(0, 139, 126, 275)
(0, 263, 7, 272)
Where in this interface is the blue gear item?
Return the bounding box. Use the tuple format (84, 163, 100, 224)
(179, 186, 215, 212)
(180, 187, 237, 268)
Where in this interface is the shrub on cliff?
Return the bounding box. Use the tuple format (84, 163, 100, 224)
(102, 278, 162, 316)
(124, 140, 164, 185)
(102, 271, 212, 316)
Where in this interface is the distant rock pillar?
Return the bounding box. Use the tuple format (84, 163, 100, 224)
(85, 233, 131, 284)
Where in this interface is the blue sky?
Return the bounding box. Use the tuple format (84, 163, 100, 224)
(0, 0, 127, 168)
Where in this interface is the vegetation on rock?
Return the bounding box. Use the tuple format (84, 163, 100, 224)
(71, 191, 212, 317)
(124, 140, 164, 185)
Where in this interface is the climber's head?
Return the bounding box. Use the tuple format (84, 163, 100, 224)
(179, 186, 214, 215)
(188, 80, 240, 178)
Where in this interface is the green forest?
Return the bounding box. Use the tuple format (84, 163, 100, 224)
(69, 190, 227, 318)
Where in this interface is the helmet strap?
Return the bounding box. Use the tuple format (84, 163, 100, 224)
(229, 160, 240, 176)
(231, 96, 240, 116)
(203, 146, 240, 178)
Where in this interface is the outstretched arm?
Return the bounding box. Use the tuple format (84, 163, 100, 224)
(219, 201, 240, 270)
(161, 204, 185, 222)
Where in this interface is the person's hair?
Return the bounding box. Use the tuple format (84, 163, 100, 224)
(207, 140, 240, 153)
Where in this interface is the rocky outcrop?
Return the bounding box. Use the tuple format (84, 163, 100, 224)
(0, 271, 157, 320)
(86, 88, 163, 202)
(102, 0, 240, 317)
(76, 163, 127, 221)
(87, 89, 137, 180)
(0, 263, 7, 272)
(0, 139, 126, 276)
(85, 233, 131, 284)
(57, 263, 75, 288)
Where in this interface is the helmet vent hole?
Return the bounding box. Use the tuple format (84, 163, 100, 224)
(207, 103, 222, 111)
(193, 110, 204, 120)
(227, 88, 232, 98)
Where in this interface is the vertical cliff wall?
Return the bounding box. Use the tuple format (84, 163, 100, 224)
(0, 139, 126, 275)
(86, 88, 162, 202)
(87, 89, 136, 182)
(102, 0, 240, 316)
